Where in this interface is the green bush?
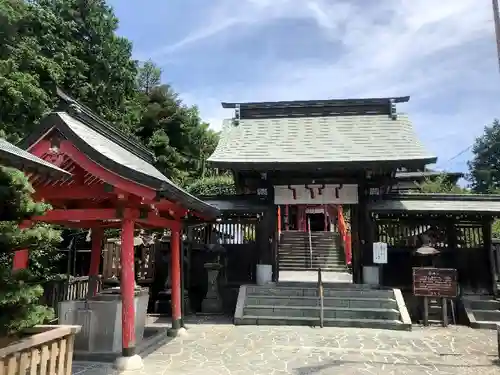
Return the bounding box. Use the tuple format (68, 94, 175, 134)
(0, 167, 61, 337)
(186, 175, 236, 196)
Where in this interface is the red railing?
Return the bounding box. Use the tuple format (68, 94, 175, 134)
(336, 205, 352, 266)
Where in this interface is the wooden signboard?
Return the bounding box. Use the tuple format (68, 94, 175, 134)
(412, 267, 458, 298)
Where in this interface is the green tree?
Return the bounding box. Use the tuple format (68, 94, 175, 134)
(418, 174, 468, 194)
(186, 175, 236, 196)
(0, 167, 62, 337)
(468, 119, 500, 193)
(0, 0, 139, 142)
(134, 82, 219, 184)
(137, 59, 161, 95)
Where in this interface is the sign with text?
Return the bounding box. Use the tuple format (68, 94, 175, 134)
(412, 268, 457, 298)
(372, 242, 388, 264)
(274, 184, 358, 205)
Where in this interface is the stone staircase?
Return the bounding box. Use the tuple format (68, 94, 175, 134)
(234, 283, 412, 331)
(462, 295, 500, 329)
(278, 231, 346, 272)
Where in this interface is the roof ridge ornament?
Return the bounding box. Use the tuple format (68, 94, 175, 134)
(389, 99, 397, 120)
(232, 104, 241, 127)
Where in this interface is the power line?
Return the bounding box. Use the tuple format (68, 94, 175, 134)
(446, 145, 472, 163)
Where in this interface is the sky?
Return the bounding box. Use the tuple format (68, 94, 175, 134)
(108, 0, 500, 175)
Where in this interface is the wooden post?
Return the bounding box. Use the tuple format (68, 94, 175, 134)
(168, 227, 183, 335)
(296, 205, 301, 231)
(12, 221, 31, 270)
(120, 218, 136, 357)
(285, 204, 289, 230)
(423, 296, 429, 326)
(88, 227, 103, 297)
(323, 205, 328, 231)
(484, 219, 498, 295)
(442, 297, 448, 327)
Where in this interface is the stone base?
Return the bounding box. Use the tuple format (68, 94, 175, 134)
(201, 297, 223, 314)
(113, 354, 143, 371)
(167, 327, 188, 338)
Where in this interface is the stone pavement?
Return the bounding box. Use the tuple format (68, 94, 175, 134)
(72, 316, 500, 375)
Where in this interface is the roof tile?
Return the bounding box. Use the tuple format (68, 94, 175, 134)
(208, 115, 435, 166)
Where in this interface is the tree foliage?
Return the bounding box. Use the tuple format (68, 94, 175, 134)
(417, 174, 468, 194)
(0, 0, 139, 142)
(186, 175, 236, 196)
(137, 59, 161, 95)
(468, 119, 500, 193)
(134, 79, 219, 184)
(0, 167, 62, 336)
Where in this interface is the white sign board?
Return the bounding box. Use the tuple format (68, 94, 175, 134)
(373, 242, 388, 264)
(274, 184, 358, 205)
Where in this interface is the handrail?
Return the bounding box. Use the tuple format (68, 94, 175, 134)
(307, 216, 313, 268)
(317, 267, 324, 328)
(336, 205, 352, 267)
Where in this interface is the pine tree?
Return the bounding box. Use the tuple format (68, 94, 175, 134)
(0, 166, 62, 338)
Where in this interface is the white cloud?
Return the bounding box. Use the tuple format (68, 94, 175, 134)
(157, 0, 500, 172)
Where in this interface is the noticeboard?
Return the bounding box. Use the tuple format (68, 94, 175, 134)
(372, 242, 388, 264)
(412, 267, 458, 298)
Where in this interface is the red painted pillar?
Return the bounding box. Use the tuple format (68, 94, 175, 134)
(277, 205, 281, 234)
(170, 227, 182, 331)
(88, 227, 103, 296)
(12, 221, 31, 270)
(120, 218, 136, 357)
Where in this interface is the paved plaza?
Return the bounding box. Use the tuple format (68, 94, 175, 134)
(72, 316, 500, 375)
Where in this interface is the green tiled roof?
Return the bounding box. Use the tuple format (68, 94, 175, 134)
(208, 115, 436, 169)
(369, 195, 500, 214)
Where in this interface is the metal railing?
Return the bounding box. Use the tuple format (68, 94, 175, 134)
(307, 217, 313, 268)
(317, 267, 324, 328)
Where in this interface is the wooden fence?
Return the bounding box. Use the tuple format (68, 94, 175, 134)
(102, 242, 155, 282)
(0, 325, 80, 375)
(41, 276, 102, 317)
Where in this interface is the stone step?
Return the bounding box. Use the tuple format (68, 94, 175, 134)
(279, 259, 345, 264)
(473, 309, 500, 322)
(279, 261, 345, 268)
(245, 295, 398, 309)
(469, 299, 500, 310)
(279, 243, 340, 249)
(245, 286, 394, 299)
(235, 315, 410, 331)
(469, 320, 500, 329)
(278, 247, 341, 253)
(243, 305, 401, 320)
(279, 266, 347, 272)
(279, 254, 343, 259)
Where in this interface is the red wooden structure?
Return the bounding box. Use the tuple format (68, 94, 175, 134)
(13, 89, 219, 369)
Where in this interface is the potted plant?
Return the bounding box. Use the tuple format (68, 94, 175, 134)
(0, 167, 80, 374)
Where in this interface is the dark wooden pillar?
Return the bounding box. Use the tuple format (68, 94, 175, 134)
(350, 203, 361, 284)
(88, 227, 103, 297)
(483, 218, 497, 295)
(351, 181, 375, 284)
